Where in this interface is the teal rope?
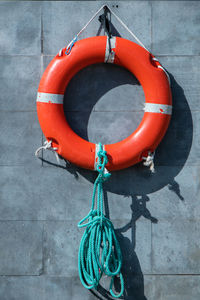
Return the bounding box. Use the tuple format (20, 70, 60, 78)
(78, 143, 124, 298)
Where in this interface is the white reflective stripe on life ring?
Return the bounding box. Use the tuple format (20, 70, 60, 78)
(104, 36, 116, 63)
(144, 103, 172, 115)
(36, 92, 64, 104)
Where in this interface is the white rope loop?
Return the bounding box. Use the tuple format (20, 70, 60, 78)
(142, 151, 155, 173)
(151, 57, 171, 86)
(58, 48, 63, 57)
(35, 140, 60, 164)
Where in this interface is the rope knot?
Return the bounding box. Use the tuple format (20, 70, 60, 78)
(35, 139, 60, 164)
(96, 144, 111, 181)
(142, 151, 155, 173)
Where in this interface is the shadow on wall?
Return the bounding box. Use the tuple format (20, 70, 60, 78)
(89, 194, 157, 300)
(64, 68, 192, 199)
(41, 65, 193, 299)
(68, 67, 192, 300)
(41, 61, 192, 300)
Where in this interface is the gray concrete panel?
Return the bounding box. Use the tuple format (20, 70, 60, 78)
(152, 1, 200, 55)
(0, 1, 41, 55)
(0, 221, 43, 275)
(0, 56, 41, 111)
(0, 112, 42, 166)
(152, 220, 200, 274)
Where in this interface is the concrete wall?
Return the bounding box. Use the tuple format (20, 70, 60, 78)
(0, 1, 200, 299)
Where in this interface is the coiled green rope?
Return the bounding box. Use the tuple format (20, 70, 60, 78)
(78, 143, 124, 298)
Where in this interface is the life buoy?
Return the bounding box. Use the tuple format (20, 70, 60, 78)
(36, 36, 172, 171)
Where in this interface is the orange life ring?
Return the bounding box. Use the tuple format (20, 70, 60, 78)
(36, 36, 172, 171)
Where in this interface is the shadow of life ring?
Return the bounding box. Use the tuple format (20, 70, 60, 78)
(36, 36, 172, 171)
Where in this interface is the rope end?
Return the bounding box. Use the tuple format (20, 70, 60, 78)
(35, 140, 60, 164)
(142, 151, 155, 173)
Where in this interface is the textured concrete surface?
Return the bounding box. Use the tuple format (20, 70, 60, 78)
(0, 221, 43, 275)
(0, 2, 41, 55)
(152, 1, 200, 55)
(0, 1, 200, 299)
